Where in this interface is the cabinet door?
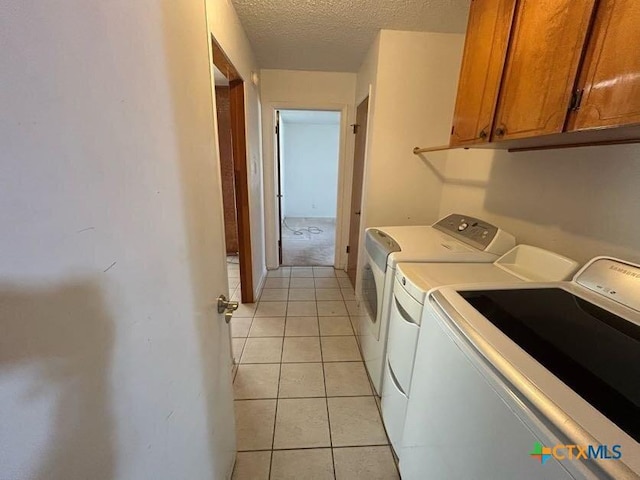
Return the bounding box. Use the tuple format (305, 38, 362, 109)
(450, 0, 516, 146)
(569, 0, 640, 131)
(492, 0, 596, 141)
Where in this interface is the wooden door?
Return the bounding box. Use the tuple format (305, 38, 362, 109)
(347, 97, 369, 288)
(229, 80, 254, 303)
(450, 0, 517, 146)
(215, 86, 239, 255)
(568, 0, 640, 131)
(492, 0, 596, 141)
(213, 38, 254, 303)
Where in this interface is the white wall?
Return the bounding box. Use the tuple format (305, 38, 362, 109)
(353, 30, 465, 292)
(353, 29, 640, 283)
(260, 69, 357, 268)
(355, 32, 380, 106)
(206, 0, 266, 296)
(1, 1, 235, 479)
(359, 30, 465, 229)
(432, 145, 640, 265)
(281, 120, 340, 218)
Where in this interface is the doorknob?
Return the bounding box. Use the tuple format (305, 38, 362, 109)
(217, 294, 239, 324)
(355, 211, 361, 215)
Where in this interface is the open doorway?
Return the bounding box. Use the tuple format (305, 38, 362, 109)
(213, 66, 241, 298)
(211, 37, 254, 303)
(276, 110, 341, 266)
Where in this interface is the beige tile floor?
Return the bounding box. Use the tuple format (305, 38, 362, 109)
(227, 261, 399, 480)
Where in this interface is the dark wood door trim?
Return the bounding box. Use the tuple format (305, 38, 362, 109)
(215, 86, 239, 255)
(212, 35, 254, 303)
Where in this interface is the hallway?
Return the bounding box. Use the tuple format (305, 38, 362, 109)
(281, 218, 336, 266)
(228, 266, 399, 479)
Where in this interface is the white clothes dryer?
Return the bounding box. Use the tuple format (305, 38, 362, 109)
(359, 213, 516, 395)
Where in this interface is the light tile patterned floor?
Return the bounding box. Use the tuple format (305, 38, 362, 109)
(227, 262, 399, 480)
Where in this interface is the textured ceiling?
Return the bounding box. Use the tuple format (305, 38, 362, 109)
(230, 0, 471, 72)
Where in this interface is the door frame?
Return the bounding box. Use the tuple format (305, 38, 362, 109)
(351, 86, 374, 298)
(263, 101, 354, 269)
(211, 36, 254, 303)
(275, 111, 284, 265)
(347, 95, 370, 288)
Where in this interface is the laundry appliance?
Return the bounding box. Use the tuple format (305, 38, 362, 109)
(399, 256, 640, 479)
(359, 213, 516, 394)
(380, 245, 579, 455)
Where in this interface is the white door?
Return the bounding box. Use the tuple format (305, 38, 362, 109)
(0, 1, 236, 479)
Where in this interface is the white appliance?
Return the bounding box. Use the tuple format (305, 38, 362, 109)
(399, 257, 640, 480)
(381, 245, 579, 454)
(359, 213, 516, 395)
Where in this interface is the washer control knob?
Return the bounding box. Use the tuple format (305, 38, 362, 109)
(458, 222, 469, 231)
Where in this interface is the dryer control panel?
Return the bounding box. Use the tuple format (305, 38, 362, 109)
(433, 214, 513, 254)
(366, 229, 401, 272)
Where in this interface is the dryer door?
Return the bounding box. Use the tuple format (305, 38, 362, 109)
(362, 254, 386, 339)
(361, 229, 400, 340)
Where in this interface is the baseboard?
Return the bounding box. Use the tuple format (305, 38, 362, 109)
(254, 268, 267, 300)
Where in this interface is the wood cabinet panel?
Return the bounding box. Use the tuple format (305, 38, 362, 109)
(493, 0, 596, 141)
(569, 0, 640, 131)
(450, 0, 516, 146)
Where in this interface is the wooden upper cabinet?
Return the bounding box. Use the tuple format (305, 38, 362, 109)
(450, 0, 516, 147)
(568, 0, 640, 131)
(492, 0, 596, 141)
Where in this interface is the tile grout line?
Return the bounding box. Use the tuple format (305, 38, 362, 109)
(274, 267, 293, 476)
(316, 272, 337, 480)
(268, 274, 288, 480)
(233, 267, 394, 478)
(236, 392, 375, 401)
(233, 295, 256, 382)
(238, 443, 391, 453)
(239, 359, 361, 364)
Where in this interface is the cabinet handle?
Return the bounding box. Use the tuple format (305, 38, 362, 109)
(495, 127, 506, 137)
(479, 129, 488, 139)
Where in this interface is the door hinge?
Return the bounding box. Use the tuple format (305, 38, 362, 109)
(569, 88, 584, 112)
(451, 125, 455, 136)
(346, 245, 350, 254)
(275, 124, 279, 134)
(278, 239, 281, 247)
(350, 124, 359, 134)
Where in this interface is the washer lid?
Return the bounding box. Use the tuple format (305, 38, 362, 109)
(460, 287, 640, 445)
(395, 263, 525, 305)
(431, 284, 640, 479)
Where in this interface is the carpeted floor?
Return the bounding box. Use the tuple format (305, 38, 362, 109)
(281, 217, 336, 266)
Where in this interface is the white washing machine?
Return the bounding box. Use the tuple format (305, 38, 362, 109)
(380, 245, 579, 455)
(399, 256, 640, 479)
(358, 213, 516, 395)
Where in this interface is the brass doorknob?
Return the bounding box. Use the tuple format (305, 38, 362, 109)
(217, 294, 239, 324)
